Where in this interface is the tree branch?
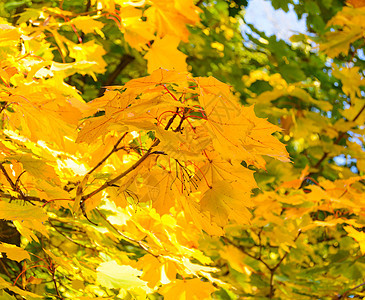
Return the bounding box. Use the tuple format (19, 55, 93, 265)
(268, 230, 301, 299)
(98, 54, 135, 96)
(223, 230, 301, 300)
(82, 145, 155, 202)
(81, 97, 179, 204)
(337, 281, 365, 299)
(85, 132, 128, 177)
(306, 103, 365, 179)
(0, 163, 27, 201)
(221, 236, 272, 271)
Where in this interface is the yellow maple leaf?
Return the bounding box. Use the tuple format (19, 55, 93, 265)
(97, 260, 149, 291)
(178, 195, 224, 236)
(333, 66, 365, 99)
(344, 226, 365, 255)
(136, 254, 177, 288)
(69, 16, 104, 35)
(219, 245, 251, 274)
(0, 243, 30, 262)
(68, 40, 107, 75)
(145, 0, 200, 42)
(144, 35, 187, 73)
(200, 181, 252, 227)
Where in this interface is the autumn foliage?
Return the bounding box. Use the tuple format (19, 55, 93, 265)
(1, 0, 365, 299)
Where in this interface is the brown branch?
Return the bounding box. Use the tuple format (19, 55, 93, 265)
(268, 230, 301, 299)
(223, 230, 301, 300)
(257, 228, 263, 259)
(80, 101, 180, 212)
(0, 192, 45, 203)
(50, 268, 63, 300)
(105, 54, 134, 85)
(0, 103, 9, 114)
(0, 163, 26, 201)
(307, 103, 365, 178)
(272, 230, 301, 272)
(337, 281, 365, 299)
(221, 236, 272, 271)
(85, 0, 92, 12)
(82, 144, 155, 201)
(165, 108, 180, 131)
(0, 258, 13, 279)
(86, 133, 128, 177)
(98, 54, 135, 96)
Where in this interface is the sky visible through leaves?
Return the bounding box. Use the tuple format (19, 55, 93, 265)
(244, 0, 362, 171)
(243, 0, 307, 41)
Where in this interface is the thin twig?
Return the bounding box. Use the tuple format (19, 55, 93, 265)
(337, 281, 365, 299)
(98, 54, 135, 96)
(221, 236, 272, 271)
(95, 209, 158, 257)
(0, 163, 26, 201)
(306, 103, 365, 178)
(85, 133, 128, 177)
(82, 145, 155, 201)
(48, 220, 97, 252)
(50, 267, 63, 300)
(268, 230, 301, 299)
(223, 230, 301, 300)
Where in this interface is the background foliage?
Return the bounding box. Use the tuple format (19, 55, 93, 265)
(1, 0, 365, 299)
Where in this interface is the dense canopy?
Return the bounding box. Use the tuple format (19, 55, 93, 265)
(1, 0, 365, 299)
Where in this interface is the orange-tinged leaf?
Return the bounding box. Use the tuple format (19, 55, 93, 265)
(178, 195, 224, 236)
(195, 76, 231, 99)
(124, 20, 156, 51)
(76, 115, 115, 144)
(123, 68, 190, 94)
(347, 0, 365, 7)
(159, 278, 216, 300)
(279, 165, 309, 189)
(0, 24, 21, 45)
